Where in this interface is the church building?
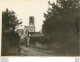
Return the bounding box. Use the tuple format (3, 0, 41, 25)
(24, 16, 35, 32)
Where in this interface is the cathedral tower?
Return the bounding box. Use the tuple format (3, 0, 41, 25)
(29, 16, 34, 26)
(29, 16, 35, 32)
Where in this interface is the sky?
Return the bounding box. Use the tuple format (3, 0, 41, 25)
(2, 0, 56, 31)
(9, 57, 76, 62)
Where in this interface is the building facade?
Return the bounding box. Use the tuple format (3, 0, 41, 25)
(16, 16, 35, 37)
(25, 16, 35, 32)
(16, 16, 44, 47)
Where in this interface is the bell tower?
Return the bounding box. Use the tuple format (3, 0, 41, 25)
(29, 16, 34, 26)
(29, 16, 35, 32)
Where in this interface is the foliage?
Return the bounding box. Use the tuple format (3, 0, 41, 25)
(2, 9, 22, 56)
(42, 0, 80, 55)
(2, 9, 22, 31)
(43, 0, 80, 34)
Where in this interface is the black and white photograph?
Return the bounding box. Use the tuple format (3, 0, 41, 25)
(1, 0, 80, 56)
